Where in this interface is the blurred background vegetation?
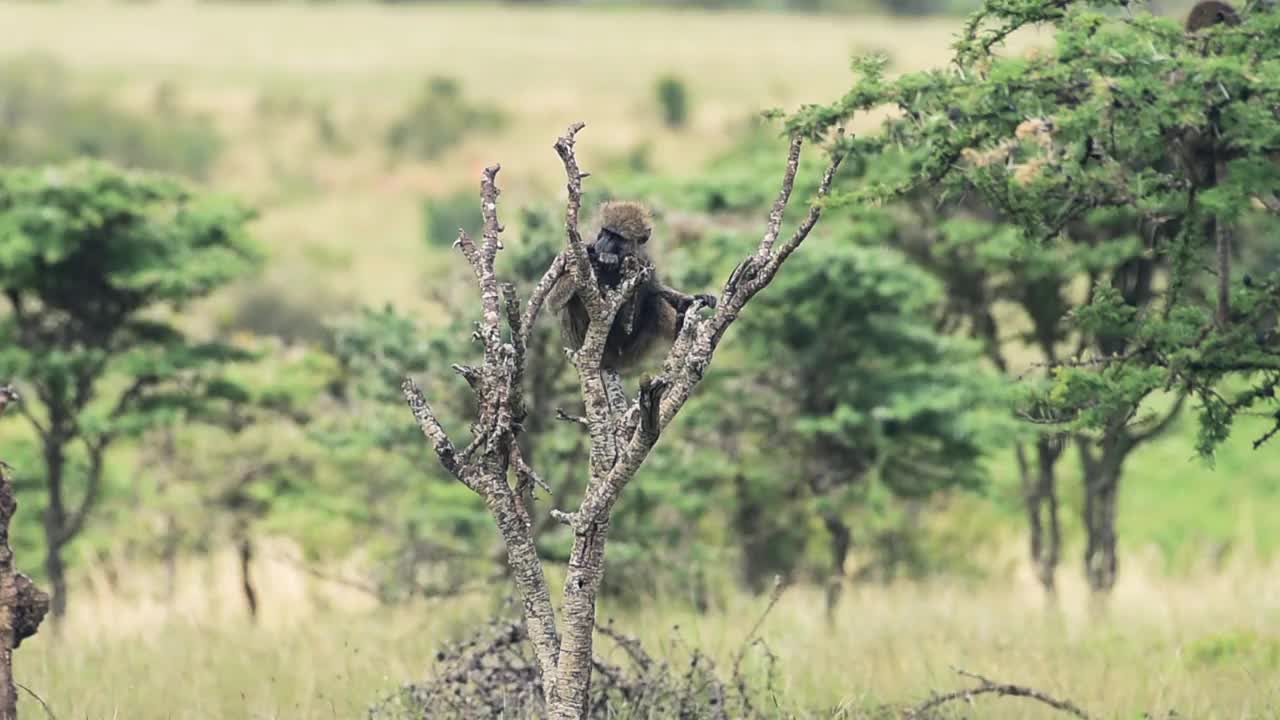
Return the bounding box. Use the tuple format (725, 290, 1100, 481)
(0, 0, 1274, 718)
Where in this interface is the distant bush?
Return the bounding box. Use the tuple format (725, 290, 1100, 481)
(654, 73, 690, 129)
(1187, 629, 1280, 669)
(0, 54, 222, 179)
(872, 0, 983, 14)
(386, 76, 505, 162)
(220, 284, 346, 346)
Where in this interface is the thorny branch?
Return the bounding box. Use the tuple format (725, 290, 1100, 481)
(401, 122, 846, 719)
(906, 667, 1092, 720)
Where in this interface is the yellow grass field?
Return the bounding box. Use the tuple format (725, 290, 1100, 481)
(0, 1, 1040, 315)
(15, 541, 1280, 719)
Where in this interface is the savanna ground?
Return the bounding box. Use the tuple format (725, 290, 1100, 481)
(1, 1, 1277, 718)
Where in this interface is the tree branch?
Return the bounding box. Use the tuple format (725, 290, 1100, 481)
(1130, 391, 1187, 446)
(759, 135, 803, 255)
(552, 122, 602, 315)
(15, 403, 48, 443)
(478, 165, 506, 342)
(56, 436, 106, 545)
(907, 667, 1092, 719)
(400, 378, 471, 490)
(521, 252, 567, 347)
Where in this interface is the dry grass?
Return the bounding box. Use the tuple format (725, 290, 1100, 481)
(11, 539, 1279, 719)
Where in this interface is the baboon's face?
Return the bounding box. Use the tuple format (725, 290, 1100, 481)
(590, 228, 644, 268)
(588, 228, 645, 288)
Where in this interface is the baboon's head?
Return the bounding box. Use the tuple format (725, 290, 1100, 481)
(589, 201, 653, 284)
(588, 202, 650, 266)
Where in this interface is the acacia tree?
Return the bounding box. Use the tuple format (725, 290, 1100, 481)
(0, 161, 260, 620)
(733, 240, 1011, 612)
(400, 123, 844, 718)
(787, 0, 1280, 595)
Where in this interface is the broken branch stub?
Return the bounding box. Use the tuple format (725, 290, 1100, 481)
(401, 123, 846, 720)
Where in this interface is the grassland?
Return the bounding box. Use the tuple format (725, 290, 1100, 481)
(2, 2, 1278, 718)
(15, 543, 1280, 719)
(0, 1, 1023, 314)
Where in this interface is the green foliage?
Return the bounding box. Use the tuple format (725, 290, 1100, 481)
(744, 240, 1009, 493)
(728, 237, 1013, 581)
(218, 283, 347, 346)
(322, 297, 495, 597)
(422, 188, 485, 249)
(1186, 628, 1280, 669)
(0, 160, 261, 609)
(386, 76, 505, 162)
(654, 73, 691, 129)
(0, 54, 223, 179)
(787, 0, 1280, 456)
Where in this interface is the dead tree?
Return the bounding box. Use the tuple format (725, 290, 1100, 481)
(0, 386, 50, 720)
(401, 122, 844, 719)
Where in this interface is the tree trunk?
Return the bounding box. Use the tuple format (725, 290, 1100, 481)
(730, 474, 771, 593)
(0, 457, 50, 720)
(41, 439, 68, 624)
(42, 545, 66, 625)
(548, 519, 610, 719)
(1078, 439, 1125, 599)
(237, 534, 258, 621)
(1017, 437, 1064, 595)
(823, 512, 851, 622)
(1082, 460, 1120, 595)
(162, 514, 180, 602)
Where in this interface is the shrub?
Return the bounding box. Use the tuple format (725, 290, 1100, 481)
(0, 54, 222, 179)
(655, 73, 690, 129)
(386, 76, 505, 162)
(422, 189, 485, 249)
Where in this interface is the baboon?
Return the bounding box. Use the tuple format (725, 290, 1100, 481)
(1160, 0, 1246, 186)
(548, 201, 716, 371)
(1185, 0, 1240, 31)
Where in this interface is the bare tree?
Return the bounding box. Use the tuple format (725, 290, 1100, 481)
(400, 122, 844, 719)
